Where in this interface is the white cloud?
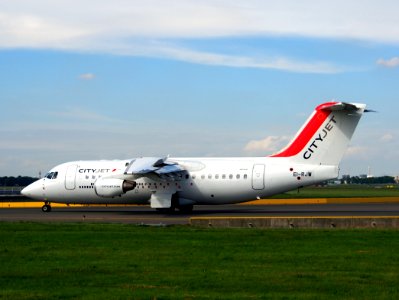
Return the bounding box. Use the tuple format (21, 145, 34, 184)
(244, 136, 291, 155)
(344, 146, 368, 157)
(0, 1, 398, 73)
(380, 133, 394, 142)
(376, 57, 399, 68)
(0, 11, 89, 48)
(1, 1, 399, 43)
(110, 42, 344, 73)
(78, 73, 95, 80)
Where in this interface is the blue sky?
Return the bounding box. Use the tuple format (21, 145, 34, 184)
(0, 0, 398, 177)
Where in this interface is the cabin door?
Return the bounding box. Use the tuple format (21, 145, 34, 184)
(65, 165, 77, 190)
(252, 164, 265, 190)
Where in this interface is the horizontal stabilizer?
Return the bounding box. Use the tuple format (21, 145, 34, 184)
(318, 102, 360, 112)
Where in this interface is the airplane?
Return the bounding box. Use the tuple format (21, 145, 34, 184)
(22, 101, 368, 213)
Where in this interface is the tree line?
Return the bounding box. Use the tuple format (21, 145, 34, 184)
(341, 175, 396, 185)
(0, 176, 39, 187)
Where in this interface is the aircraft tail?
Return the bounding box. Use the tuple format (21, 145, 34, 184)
(270, 102, 366, 166)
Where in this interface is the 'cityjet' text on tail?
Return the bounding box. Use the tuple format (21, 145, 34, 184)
(22, 101, 367, 212)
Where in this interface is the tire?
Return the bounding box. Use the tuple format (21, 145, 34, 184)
(42, 204, 51, 212)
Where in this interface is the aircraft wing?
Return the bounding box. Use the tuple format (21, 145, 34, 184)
(124, 157, 185, 180)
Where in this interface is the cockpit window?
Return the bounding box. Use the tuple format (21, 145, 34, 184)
(45, 172, 58, 180)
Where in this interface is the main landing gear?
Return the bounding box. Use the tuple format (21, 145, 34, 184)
(42, 202, 52, 212)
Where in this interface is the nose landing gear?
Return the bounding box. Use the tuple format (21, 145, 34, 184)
(42, 202, 52, 212)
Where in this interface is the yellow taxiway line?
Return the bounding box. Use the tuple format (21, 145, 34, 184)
(1, 197, 399, 208)
(190, 215, 399, 220)
(242, 197, 399, 205)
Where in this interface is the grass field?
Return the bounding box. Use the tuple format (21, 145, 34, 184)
(271, 184, 399, 199)
(1, 223, 399, 299)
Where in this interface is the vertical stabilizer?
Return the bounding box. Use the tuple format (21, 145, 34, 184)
(270, 102, 366, 166)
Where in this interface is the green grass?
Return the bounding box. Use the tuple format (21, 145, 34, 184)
(271, 184, 399, 198)
(1, 223, 399, 299)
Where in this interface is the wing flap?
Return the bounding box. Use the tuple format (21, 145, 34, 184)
(124, 157, 185, 180)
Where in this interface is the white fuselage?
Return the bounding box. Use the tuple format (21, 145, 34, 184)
(22, 101, 366, 210)
(24, 157, 338, 205)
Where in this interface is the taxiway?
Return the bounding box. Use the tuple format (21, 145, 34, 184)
(2, 203, 399, 225)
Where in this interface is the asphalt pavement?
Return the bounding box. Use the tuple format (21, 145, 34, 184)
(2, 203, 399, 225)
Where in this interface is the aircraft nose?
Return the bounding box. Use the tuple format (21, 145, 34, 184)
(21, 180, 43, 199)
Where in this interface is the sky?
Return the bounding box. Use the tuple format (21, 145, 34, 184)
(0, 0, 398, 177)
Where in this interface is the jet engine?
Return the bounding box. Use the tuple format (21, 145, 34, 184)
(94, 178, 136, 198)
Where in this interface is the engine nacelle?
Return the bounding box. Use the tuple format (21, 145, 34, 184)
(94, 178, 136, 198)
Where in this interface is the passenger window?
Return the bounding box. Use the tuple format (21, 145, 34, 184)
(229, 174, 233, 179)
(215, 175, 219, 179)
(208, 174, 212, 179)
(201, 175, 205, 179)
(192, 175, 196, 179)
(222, 174, 226, 179)
(236, 174, 240, 179)
(244, 174, 248, 179)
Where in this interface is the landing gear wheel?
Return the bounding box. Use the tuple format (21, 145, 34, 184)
(42, 204, 52, 212)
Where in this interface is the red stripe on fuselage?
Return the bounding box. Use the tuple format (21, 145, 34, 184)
(270, 102, 336, 157)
